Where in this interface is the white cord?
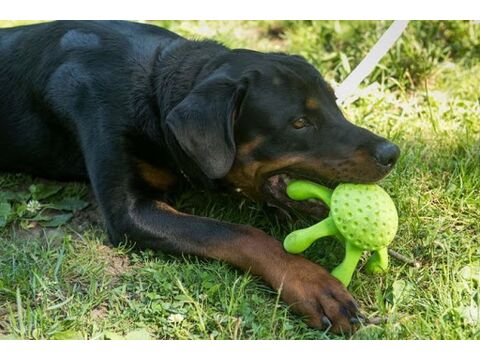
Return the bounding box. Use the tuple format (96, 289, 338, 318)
(335, 20, 409, 105)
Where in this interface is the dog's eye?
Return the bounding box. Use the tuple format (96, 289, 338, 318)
(291, 117, 311, 129)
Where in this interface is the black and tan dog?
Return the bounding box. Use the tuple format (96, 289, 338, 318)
(0, 21, 399, 333)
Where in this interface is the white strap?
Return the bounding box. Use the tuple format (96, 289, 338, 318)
(335, 20, 409, 105)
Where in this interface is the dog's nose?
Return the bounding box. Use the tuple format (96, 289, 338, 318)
(373, 141, 400, 168)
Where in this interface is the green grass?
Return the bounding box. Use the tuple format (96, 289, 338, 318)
(1, 20, 479, 340)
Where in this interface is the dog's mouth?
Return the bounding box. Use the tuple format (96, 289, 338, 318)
(262, 172, 336, 219)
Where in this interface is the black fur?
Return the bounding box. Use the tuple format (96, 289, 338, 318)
(0, 21, 401, 332)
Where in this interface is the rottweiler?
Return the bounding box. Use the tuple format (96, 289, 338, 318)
(0, 21, 399, 334)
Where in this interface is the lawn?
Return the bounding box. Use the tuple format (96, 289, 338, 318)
(0, 20, 479, 340)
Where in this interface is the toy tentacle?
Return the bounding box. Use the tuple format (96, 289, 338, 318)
(365, 247, 389, 274)
(284, 217, 339, 254)
(286, 180, 334, 207)
(331, 242, 364, 287)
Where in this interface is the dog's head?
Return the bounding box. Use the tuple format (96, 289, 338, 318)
(165, 50, 399, 216)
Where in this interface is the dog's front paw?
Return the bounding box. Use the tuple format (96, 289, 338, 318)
(279, 255, 361, 334)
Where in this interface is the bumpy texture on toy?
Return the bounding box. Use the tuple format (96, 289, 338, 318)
(284, 181, 398, 286)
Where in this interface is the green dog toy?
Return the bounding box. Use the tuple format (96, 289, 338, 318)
(284, 181, 398, 286)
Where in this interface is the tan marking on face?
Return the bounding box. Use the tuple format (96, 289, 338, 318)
(293, 148, 390, 183)
(224, 155, 305, 199)
(137, 161, 177, 191)
(237, 136, 264, 158)
(305, 97, 320, 110)
(225, 146, 389, 200)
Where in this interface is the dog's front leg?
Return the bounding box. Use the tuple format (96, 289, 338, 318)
(84, 145, 359, 334)
(107, 197, 360, 333)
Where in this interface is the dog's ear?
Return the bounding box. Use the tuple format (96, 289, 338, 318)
(165, 74, 246, 179)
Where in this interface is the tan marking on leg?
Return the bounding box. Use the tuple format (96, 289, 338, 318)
(154, 200, 183, 215)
